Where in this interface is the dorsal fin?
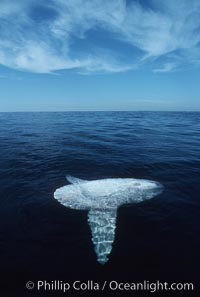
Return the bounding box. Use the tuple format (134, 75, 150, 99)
(88, 209, 117, 264)
(65, 175, 88, 184)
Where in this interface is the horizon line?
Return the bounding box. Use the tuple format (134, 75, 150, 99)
(0, 110, 200, 113)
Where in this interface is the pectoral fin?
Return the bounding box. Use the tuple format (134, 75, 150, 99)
(87, 208, 117, 264)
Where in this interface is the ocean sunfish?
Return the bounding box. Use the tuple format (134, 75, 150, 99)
(54, 175, 163, 264)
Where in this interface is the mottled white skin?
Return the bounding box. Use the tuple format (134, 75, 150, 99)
(54, 175, 163, 264)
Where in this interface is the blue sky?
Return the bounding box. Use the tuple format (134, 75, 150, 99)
(0, 0, 200, 111)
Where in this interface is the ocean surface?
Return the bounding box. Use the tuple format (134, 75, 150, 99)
(0, 111, 199, 296)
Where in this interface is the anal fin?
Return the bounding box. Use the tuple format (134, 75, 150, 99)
(66, 175, 88, 184)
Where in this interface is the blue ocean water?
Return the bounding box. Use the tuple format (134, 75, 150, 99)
(0, 112, 199, 296)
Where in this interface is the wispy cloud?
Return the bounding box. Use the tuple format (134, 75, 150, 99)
(153, 63, 176, 73)
(0, 0, 200, 74)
